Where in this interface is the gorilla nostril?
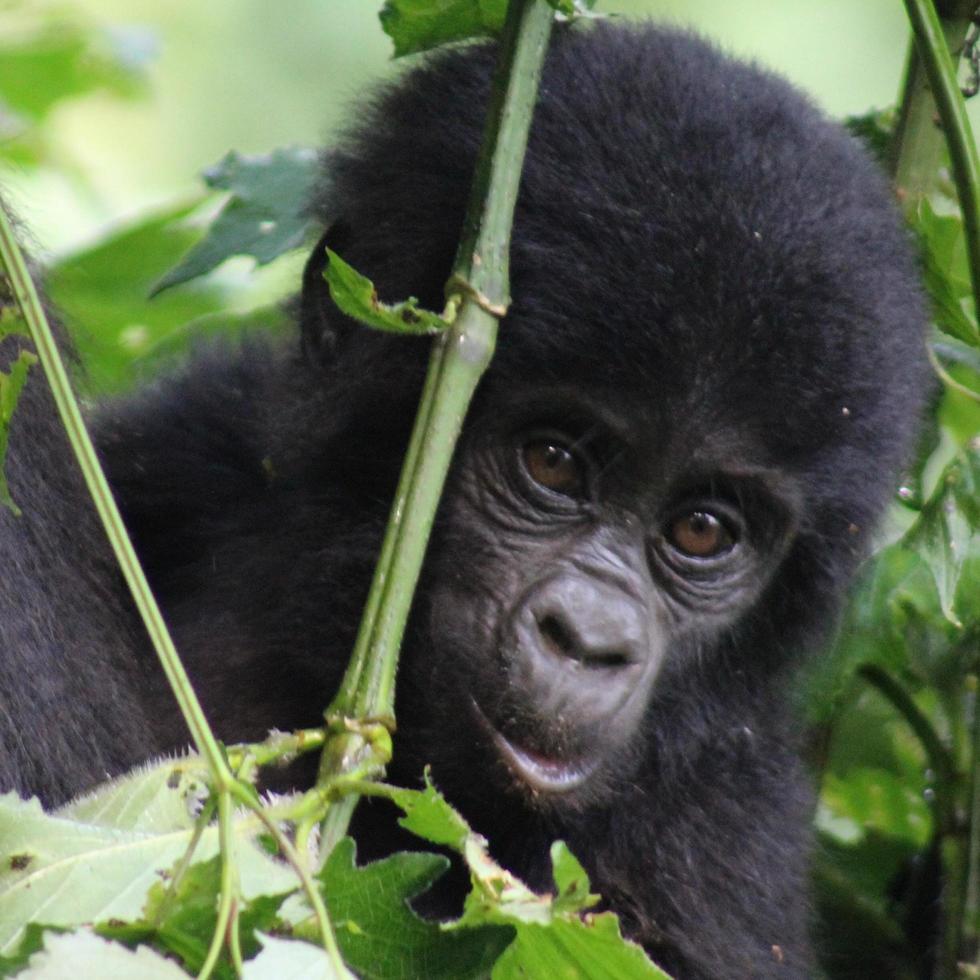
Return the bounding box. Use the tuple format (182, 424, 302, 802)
(538, 614, 575, 659)
(584, 650, 631, 669)
(537, 613, 632, 669)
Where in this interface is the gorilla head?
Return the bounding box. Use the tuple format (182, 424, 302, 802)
(4, 20, 928, 980)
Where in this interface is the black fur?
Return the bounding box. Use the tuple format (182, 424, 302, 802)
(1, 23, 928, 979)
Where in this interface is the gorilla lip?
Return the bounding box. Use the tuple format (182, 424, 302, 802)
(470, 699, 598, 794)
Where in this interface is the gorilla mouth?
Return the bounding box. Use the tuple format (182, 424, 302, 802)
(471, 699, 599, 794)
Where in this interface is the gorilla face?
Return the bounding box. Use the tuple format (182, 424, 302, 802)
(423, 377, 802, 810)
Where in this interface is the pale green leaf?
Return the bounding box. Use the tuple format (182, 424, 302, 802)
(242, 933, 349, 980)
(0, 761, 294, 956)
(0, 347, 37, 515)
(17, 929, 189, 979)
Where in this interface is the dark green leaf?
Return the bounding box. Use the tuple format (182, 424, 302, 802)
(316, 838, 511, 980)
(379, 0, 508, 57)
(324, 249, 447, 335)
(153, 149, 319, 294)
(844, 110, 894, 166)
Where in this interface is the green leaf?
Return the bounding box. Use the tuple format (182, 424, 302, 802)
(549, 842, 598, 915)
(153, 148, 319, 294)
(819, 769, 932, 848)
(0, 24, 148, 125)
(314, 838, 510, 979)
(904, 444, 980, 625)
(491, 914, 669, 980)
(46, 203, 226, 392)
(387, 778, 670, 978)
(13, 929, 190, 979)
(844, 109, 894, 167)
(912, 199, 980, 346)
(0, 347, 37, 515)
(378, 0, 596, 55)
(379, 1, 507, 57)
(324, 249, 447, 335)
(0, 761, 294, 956)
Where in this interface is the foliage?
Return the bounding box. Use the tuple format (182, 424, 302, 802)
(0, 763, 665, 979)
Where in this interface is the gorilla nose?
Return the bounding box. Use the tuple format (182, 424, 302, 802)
(528, 575, 647, 670)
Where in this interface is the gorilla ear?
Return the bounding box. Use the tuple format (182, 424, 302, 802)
(300, 222, 353, 367)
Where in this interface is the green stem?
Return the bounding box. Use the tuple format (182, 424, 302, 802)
(858, 662, 964, 975)
(902, 0, 980, 305)
(891, 0, 976, 197)
(316, 0, 555, 839)
(198, 792, 238, 980)
(858, 664, 957, 823)
(0, 211, 235, 788)
(231, 783, 350, 975)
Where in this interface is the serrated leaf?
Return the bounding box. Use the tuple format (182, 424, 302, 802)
(0, 760, 294, 956)
(387, 778, 669, 977)
(390, 778, 471, 850)
(323, 249, 447, 336)
(243, 933, 348, 980)
(0, 347, 37, 515)
(491, 913, 670, 980)
(16, 929, 189, 979)
(314, 838, 509, 979)
(153, 148, 319, 294)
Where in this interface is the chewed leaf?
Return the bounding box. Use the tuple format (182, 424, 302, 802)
(323, 249, 446, 336)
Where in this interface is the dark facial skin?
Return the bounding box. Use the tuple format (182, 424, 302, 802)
(426, 386, 801, 809)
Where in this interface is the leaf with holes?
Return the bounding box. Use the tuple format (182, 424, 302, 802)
(153, 148, 319, 294)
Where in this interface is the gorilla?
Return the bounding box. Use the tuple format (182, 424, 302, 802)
(0, 22, 928, 980)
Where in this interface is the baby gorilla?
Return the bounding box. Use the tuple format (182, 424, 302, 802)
(1, 22, 928, 980)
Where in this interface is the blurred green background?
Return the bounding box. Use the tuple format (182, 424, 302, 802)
(5, 0, 914, 257)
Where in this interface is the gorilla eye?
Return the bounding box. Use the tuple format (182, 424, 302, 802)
(667, 511, 734, 558)
(521, 440, 585, 497)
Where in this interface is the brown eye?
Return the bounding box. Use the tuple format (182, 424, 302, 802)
(668, 511, 734, 558)
(522, 440, 585, 497)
